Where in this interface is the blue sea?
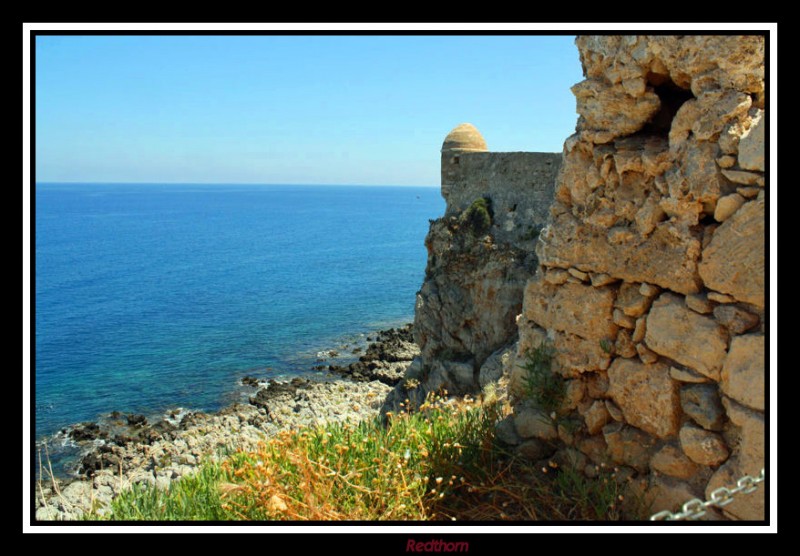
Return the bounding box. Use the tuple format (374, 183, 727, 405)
(35, 183, 443, 450)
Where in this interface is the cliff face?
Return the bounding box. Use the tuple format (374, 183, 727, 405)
(387, 35, 766, 521)
(416, 149, 561, 370)
(383, 125, 560, 411)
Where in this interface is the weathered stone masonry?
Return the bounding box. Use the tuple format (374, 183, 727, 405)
(514, 35, 766, 520)
(386, 35, 766, 520)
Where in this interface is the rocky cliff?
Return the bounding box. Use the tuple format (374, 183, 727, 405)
(383, 124, 560, 412)
(387, 35, 767, 521)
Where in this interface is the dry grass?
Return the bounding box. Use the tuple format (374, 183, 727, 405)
(90, 391, 648, 521)
(216, 392, 496, 520)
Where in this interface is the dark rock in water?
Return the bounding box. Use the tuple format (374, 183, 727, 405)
(178, 411, 208, 429)
(241, 376, 260, 387)
(249, 378, 311, 408)
(126, 414, 147, 427)
(109, 411, 123, 420)
(327, 324, 419, 386)
(150, 419, 177, 440)
(313, 365, 327, 371)
(140, 428, 162, 445)
(112, 434, 133, 446)
(249, 390, 270, 408)
(69, 422, 103, 442)
(79, 447, 122, 477)
(352, 347, 362, 354)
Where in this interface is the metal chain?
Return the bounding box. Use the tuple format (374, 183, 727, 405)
(649, 468, 765, 521)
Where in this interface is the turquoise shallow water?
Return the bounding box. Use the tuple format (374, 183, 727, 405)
(34, 183, 443, 442)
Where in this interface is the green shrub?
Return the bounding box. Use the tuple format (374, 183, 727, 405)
(460, 197, 493, 237)
(520, 343, 564, 415)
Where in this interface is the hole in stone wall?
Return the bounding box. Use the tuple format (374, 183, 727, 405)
(699, 214, 717, 226)
(641, 73, 695, 135)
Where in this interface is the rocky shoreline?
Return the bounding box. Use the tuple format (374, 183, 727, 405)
(35, 324, 419, 521)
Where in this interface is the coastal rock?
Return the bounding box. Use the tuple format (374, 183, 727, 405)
(68, 422, 104, 442)
(241, 376, 260, 387)
(37, 325, 405, 520)
(478, 343, 515, 388)
(249, 377, 311, 408)
(126, 414, 147, 427)
(414, 230, 532, 368)
(36, 506, 61, 521)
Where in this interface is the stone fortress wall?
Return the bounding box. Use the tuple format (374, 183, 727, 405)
(385, 35, 767, 520)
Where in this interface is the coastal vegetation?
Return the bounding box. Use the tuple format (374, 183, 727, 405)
(460, 197, 493, 237)
(520, 343, 564, 416)
(84, 391, 642, 521)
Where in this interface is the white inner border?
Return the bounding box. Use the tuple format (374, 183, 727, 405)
(22, 21, 778, 535)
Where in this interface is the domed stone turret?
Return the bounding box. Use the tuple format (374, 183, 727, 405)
(441, 123, 488, 153)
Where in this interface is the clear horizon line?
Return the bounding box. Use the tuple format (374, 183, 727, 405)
(35, 180, 441, 188)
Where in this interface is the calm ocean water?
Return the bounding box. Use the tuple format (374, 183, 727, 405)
(34, 183, 443, 443)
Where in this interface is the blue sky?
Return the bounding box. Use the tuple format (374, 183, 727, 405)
(35, 35, 584, 186)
